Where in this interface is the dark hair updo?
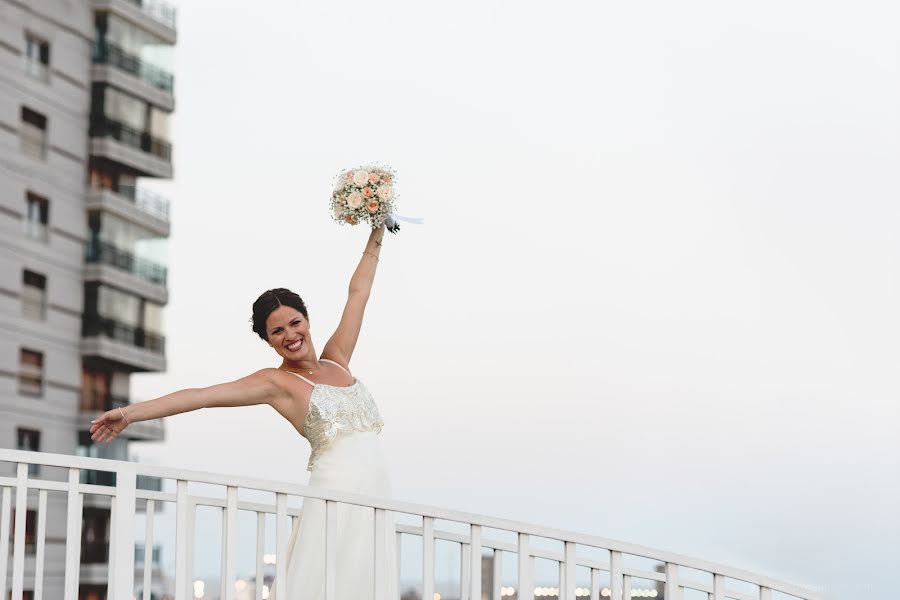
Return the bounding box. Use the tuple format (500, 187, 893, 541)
(251, 288, 308, 341)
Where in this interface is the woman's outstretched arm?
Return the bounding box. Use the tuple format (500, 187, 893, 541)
(89, 368, 285, 443)
(321, 225, 385, 368)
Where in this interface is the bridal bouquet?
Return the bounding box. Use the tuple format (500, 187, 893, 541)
(331, 165, 401, 233)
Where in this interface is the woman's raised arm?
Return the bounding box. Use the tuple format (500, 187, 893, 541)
(89, 368, 285, 443)
(321, 225, 385, 367)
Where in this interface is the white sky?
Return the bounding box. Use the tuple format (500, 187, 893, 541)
(132, 1, 900, 598)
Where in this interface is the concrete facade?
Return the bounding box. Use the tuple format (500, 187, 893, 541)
(0, 0, 176, 597)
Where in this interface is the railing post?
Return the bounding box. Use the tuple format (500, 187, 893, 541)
(35, 490, 49, 600)
(470, 525, 482, 600)
(63, 468, 83, 600)
(518, 534, 531, 600)
(275, 494, 288, 598)
(713, 573, 725, 600)
(493, 549, 503, 600)
(610, 551, 622, 600)
(665, 563, 679, 600)
(325, 500, 338, 600)
(0, 487, 11, 600)
(423, 517, 436, 600)
(564, 541, 576, 600)
(12, 463, 28, 600)
(111, 465, 137, 600)
(256, 512, 266, 600)
(221, 487, 238, 600)
(175, 480, 190, 600)
(374, 508, 387, 600)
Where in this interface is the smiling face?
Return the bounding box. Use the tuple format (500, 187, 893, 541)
(265, 305, 315, 362)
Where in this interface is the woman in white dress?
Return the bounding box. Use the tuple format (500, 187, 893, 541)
(89, 225, 397, 599)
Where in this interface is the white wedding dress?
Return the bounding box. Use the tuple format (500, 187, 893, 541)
(270, 359, 398, 599)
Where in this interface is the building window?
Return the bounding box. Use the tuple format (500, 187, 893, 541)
(20, 107, 47, 160)
(22, 270, 46, 320)
(24, 192, 49, 242)
(81, 508, 110, 564)
(9, 510, 37, 552)
(15, 428, 40, 476)
(77, 585, 104, 600)
(18, 349, 43, 397)
(25, 33, 50, 81)
(81, 369, 112, 411)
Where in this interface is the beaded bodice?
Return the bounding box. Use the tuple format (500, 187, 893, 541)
(301, 379, 384, 471)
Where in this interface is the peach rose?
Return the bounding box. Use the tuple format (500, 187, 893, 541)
(366, 200, 380, 213)
(352, 170, 369, 186)
(376, 184, 393, 200)
(368, 173, 380, 184)
(347, 191, 363, 209)
(362, 186, 373, 198)
(382, 174, 392, 184)
(344, 214, 358, 225)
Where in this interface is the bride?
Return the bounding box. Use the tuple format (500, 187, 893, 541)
(89, 225, 397, 599)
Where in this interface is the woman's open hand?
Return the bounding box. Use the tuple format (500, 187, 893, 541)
(89, 408, 130, 443)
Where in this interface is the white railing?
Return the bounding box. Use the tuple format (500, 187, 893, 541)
(0, 449, 825, 600)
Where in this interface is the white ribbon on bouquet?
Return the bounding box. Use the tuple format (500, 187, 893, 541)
(385, 213, 425, 232)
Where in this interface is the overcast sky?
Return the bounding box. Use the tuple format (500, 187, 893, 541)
(131, 1, 900, 598)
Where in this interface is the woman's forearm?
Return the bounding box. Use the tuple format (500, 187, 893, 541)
(349, 225, 385, 296)
(122, 388, 205, 423)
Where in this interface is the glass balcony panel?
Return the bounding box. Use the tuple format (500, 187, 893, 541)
(93, 41, 173, 93)
(82, 315, 166, 354)
(85, 240, 168, 285)
(118, 0, 177, 30)
(90, 114, 172, 161)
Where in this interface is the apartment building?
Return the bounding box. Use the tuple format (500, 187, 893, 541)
(0, 0, 176, 597)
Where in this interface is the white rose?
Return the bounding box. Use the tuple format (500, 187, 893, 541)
(352, 170, 370, 186)
(377, 184, 393, 200)
(347, 191, 363, 209)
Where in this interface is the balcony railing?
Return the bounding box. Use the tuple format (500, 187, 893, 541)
(89, 115, 172, 161)
(116, 183, 171, 222)
(82, 315, 166, 354)
(93, 41, 174, 93)
(122, 0, 177, 29)
(85, 239, 168, 285)
(0, 449, 824, 600)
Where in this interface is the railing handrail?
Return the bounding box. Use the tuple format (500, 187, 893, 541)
(0, 448, 823, 600)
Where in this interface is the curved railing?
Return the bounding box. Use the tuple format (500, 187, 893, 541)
(0, 449, 824, 600)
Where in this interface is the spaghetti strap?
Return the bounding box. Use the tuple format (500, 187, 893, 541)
(284, 370, 315, 387)
(320, 358, 352, 376)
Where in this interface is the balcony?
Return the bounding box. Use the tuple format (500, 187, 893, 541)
(89, 115, 172, 178)
(81, 315, 166, 372)
(92, 0, 177, 43)
(92, 41, 175, 111)
(0, 449, 824, 600)
(85, 186, 170, 237)
(84, 240, 167, 286)
(93, 41, 173, 93)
